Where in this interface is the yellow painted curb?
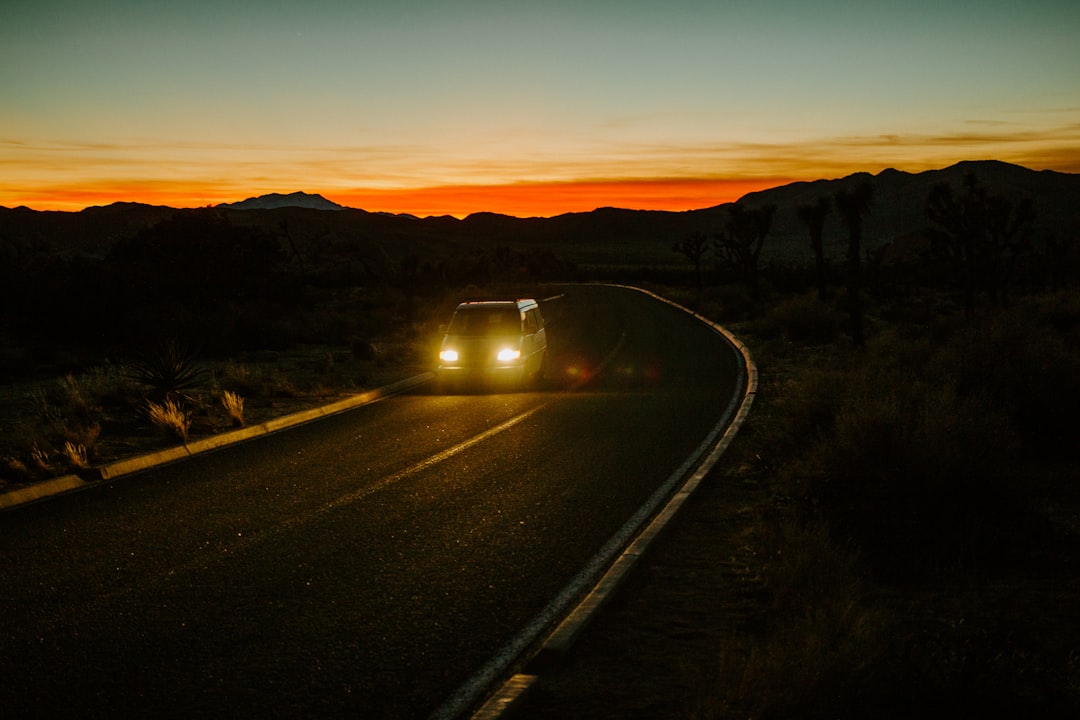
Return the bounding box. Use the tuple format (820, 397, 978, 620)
(1, 373, 433, 510)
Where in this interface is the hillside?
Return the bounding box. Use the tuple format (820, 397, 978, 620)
(734, 160, 1080, 261)
(2, 161, 1077, 268)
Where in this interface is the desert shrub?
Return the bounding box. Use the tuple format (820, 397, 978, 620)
(703, 282, 759, 322)
(266, 370, 298, 398)
(784, 326, 1023, 577)
(701, 289, 1079, 718)
(79, 361, 139, 408)
(220, 390, 244, 427)
(772, 363, 845, 455)
(218, 362, 260, 396)
(756, 292, 841, 343)
(0, 370, 110, 482)
(700, 515, 900, 719)
(38, 376, 103, 461)
(924, 297, 1080, 457)
(145, 398, 191, 442)
(30, 445, 53, 475)
(62, 441, 89, 470)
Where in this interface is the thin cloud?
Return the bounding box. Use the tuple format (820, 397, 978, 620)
(3, 120, 1079, 212)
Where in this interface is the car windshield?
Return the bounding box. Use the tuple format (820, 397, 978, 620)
(448, 307, 521, 336)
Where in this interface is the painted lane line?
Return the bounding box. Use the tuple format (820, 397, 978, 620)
(317, 404, 549, 514)
(60, 404, 550, 631)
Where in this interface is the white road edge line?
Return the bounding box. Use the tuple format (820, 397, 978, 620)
(431, 284, 758, 720)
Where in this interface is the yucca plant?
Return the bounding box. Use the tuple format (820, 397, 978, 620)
(126, 339, 206, 400)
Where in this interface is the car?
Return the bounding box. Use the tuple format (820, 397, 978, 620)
(436, 299, 547, 390)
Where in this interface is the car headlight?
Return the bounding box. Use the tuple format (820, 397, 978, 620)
(439, 349, 459, 363)
(496, 348, 521, 363)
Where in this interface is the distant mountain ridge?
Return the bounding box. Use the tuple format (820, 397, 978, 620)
(2, 161, 1077, 265)
(718, 159, 1080, 260)
(219, 191, 345, 211)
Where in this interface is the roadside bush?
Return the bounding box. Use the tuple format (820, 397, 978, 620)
(62, 441, 89, 470)
(0, 373, 106, 482)
(145, 398, 191, 442)
(37, 376, 102, 465)
(79, 361, 139, 408)
(757, 292, 841, 344)
(784, 326, 1022, 578)
(700, 513, 901, 719)
(697, 285, 1079, 718)
(218, 362, 260, 396)
(220, 390, 244, 427)
(926, 298, 1080, 458)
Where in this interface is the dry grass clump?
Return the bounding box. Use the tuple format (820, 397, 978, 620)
(62, 441, 89, 470)
(220, 390, 245, 427)
(145, 398, 191, 442)
(1, 374, 105, 483)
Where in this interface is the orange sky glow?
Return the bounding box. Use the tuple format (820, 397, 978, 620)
(3, 2, 1077, 218)
(330, 178, 793, 217)
(3, 178, 794, 218)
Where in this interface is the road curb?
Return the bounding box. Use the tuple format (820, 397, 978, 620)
(0, 372, 434, 511)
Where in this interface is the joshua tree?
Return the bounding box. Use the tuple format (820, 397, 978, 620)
(833, 180, 874, 347)
(713, 203, 776, 300)
(672, 231, 710, 310)
(925, 173, 1035, 318)
(797, 197, 832, 301)
(279, 218, 308, 290)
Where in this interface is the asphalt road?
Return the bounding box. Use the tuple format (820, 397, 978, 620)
(0, 284, 742, 719)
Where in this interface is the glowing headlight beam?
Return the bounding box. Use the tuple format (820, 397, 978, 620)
(496, 348, 521, 363)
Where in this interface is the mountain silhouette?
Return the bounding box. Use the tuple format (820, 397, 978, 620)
(728, 160, 1080, 261)
(2, 161, 1076, 266)
(218, 191, 345, 211)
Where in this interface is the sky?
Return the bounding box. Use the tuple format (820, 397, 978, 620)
(2, 0, 1078, 217)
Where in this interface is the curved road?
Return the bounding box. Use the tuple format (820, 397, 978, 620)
(0, 284, 744, 719)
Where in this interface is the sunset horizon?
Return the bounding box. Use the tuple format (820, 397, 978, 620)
(5, 154, 1078, 218)
(4, 1, 1077, 218)
(1, 175, 800, 217)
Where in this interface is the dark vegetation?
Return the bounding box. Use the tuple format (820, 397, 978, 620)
(2, 160, 1079, 715)
(642, 172, 1077, 717)
(630, 288, 1080, 719)
(519, 165, 1079, 718)
(0, 203, 575, 482)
